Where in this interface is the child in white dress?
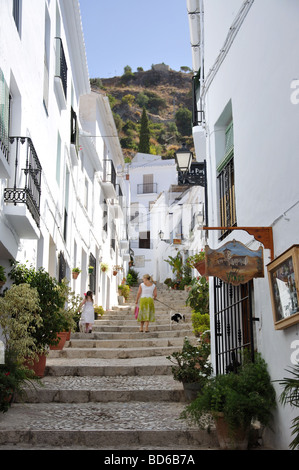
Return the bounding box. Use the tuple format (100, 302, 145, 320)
(79, 291, 95, 333)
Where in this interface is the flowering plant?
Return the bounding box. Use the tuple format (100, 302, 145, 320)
(167, 337, 212, 384)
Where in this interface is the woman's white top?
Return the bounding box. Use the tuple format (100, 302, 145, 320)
(140, 282, 156, 298)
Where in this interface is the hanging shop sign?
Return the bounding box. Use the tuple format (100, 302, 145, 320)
(205, 239, 264, 286)
(267, 245, 299, 330)
(178, 162, 206, 186)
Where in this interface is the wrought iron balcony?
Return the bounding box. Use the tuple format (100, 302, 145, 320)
(137, 183, 157, 194)
(4, 137, 42, 230)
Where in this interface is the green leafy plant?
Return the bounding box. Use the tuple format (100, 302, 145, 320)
(72, 267, 81, 273)
(191, 311, 210, 338)
(0, 265, 6, 283)
(94, 305, 105, 319)
(118, 284, 130, 300)
(167, 337, 212, 385)
(278, 365, 299, 450)
(181, 353, 276, 435)
(0, 349, 38, 413)
(57, 279, 82, 333)
(9, 262, 66, 349)
(164, 278, 172, 287)
(165, 253, 183, 285)
(0, 283, 43, 363)
(186, 276, 209, 314)
(186, 250, 205, 269)
(126, 268, 139, 286)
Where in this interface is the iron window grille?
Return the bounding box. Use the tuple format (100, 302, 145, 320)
(217, 123, 236, 240)
(4, 136, 42, 227)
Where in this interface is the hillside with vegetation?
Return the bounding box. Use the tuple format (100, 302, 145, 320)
(90, 65, 194, 161)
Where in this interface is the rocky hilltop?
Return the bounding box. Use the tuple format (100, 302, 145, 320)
(90, 67, 194, 159)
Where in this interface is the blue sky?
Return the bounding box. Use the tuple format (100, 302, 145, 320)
(79, 0, 192, 79)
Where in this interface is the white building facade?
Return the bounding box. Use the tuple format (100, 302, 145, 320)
(128, 153, 177, 278)
(0, 0, 128, 311)
(187, 0, 299, 449)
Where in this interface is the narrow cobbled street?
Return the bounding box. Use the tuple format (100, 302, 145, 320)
(0, 285, 219, 450)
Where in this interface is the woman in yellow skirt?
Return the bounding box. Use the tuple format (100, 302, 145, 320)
(135, 274, 157, 332)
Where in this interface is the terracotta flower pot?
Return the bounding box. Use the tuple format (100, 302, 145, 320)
(214, 413, 250, 450)
(72, 271, 79, 279)
(194, 259, 206, 276)
(65, 330, 71, 341)
(25, 354, 47, 378)
(50, 331, 68, 350)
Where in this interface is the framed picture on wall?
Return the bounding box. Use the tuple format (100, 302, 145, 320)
(267, 245, 299, 330)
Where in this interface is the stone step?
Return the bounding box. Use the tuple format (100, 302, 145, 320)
(71, 329, 192, 340)
(66, 336, 196, 349)
(0, 402, 217, 449)
(48, 345, 184, 360)
(94, 319, 192, 326)
(17, 375, 185, 403)
(91, 324, 192, 333)
(103, 308, 192, 318)
(45, 357, 174, 377)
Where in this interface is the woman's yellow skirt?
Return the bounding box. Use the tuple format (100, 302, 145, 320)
(138, 297, 155, 322)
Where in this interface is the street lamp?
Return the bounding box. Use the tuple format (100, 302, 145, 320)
(158, 229, 170, 243)
(174, 143, 193, 174)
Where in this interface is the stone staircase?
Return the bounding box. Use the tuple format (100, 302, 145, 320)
(0, 284, 218, 450)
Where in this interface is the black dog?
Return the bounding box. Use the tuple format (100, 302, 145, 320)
(171, 313, 185, 323)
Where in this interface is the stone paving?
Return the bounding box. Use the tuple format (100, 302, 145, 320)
(0, 286, 219, 450)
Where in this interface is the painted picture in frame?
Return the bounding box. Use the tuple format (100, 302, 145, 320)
(267, 245, 299, 330)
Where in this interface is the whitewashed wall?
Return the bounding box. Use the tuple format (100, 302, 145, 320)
(188, 0, 299, 449)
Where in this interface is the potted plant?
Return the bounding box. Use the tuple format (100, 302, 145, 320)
(167, 337, 212, 401)
(88, 266, 94, 274)
(0, 283, 43, 368)
(0, 265, 7, 287)
(126, 268, 139, 286)
(8, 262, 66, 374)
(100, 262, 108, 272)
(165, 253, 183, 286)
(112, 265, 119, 276)
(186, 276, 209, 315)
(72, 267, 81, 279)
(118, 284, 130, 302)
(54, 279, 82, 344)
(191, 311, 210, 340)
(187, 250, 206, 276)
(0, 349, 38, 413)
(94, 305, 105, 319)
(278, 364, 299, 450)
(180, 352, 276, 449)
